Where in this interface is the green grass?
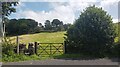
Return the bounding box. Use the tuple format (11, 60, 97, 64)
(53, 54, 105, 60)
(2, 54, 52, 62)
(11, 31, 66, 44)
(2, 31, 66, 62)
(4, 31, 119, 62)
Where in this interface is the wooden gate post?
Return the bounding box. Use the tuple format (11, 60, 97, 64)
(64, 41, 67, 54)
(50, 44, 52, 57)
(34, 42, 38, 55)
(16, 35, 19, 54)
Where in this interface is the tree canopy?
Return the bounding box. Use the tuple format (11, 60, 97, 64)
(65, 5, 116, 57)
(44, 20, 52, 30)
(6, 19, 38, 35)
(1, 2, 18, 37)
(2, 2, 18, 16)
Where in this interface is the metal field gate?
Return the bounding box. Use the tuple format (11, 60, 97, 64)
(36, 42, 64, 57)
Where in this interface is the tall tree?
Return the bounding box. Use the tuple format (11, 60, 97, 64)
(51, 19, 64, 31)
(52, 19, 61, 28)
(63, 23, 72, 31)
(2, 2, 18, 16)
(6, 19, 39, 35)
(1, 2, 18, 37)
(57, 21, 64, 31)
(44, 20, 52, 30)
(38, 23, 44, 30)
(65, 5, 116, 57)
(39, 23, 43, 27)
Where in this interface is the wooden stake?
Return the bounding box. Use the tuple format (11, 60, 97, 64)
(35, 42, 37, 55)
(16, 35, 19, 54)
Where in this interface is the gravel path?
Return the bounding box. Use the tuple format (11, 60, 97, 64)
(3, 58, 120, 65)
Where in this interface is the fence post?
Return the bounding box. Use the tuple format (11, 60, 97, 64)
(16, 35, 19, 54)
(50, 44, 52, 57)
(62, 43, 64, 54)
(34, 42, 38, 55)
(64, 41, 67, 54)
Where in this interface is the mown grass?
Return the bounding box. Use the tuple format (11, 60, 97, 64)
(10, 31, 66, 44)
(11, 31, 66, 53)
(2, 54, 53, 62)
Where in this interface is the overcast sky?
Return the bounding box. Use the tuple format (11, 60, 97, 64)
(9, 0, 119, 24)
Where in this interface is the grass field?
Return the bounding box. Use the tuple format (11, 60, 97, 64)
(9, 31, 119, 55)
(11, 31, 66, 56)
(2, 31, 66, 62)
(3, 31, 119, 62)
(10, 31, 66, 44)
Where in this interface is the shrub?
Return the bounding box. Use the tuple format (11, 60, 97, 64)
(2, 37, 41, 62)
(109, 42, 120, 58)
(65, 5, 116, 57)
(2, 37, 16, 55)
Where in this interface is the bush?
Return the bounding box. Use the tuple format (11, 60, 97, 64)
(2, 37, 41, 62)
(65, 5, 116, 57)
(2, 37, 16, 55)
(108, 42, 120, 58)
(2, 53, 41, 62)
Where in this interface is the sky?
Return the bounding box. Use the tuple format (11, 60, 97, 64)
(9, 0, 120, 24)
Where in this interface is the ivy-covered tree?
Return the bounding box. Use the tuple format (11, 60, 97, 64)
(65, 5, 116, 57)
(2, 2, 18, 16)
(1, 2, 18, 37)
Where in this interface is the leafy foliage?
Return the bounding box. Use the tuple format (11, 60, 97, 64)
(65, 5, 116, 57)
(2, 2, 18, 16)
(2, 53, 41, 62)
(6, 18, 71, 36)
(51, 19, 64, 31)
(6, 19, 38, 35)
(2, 37, 15, 55)
(44, 20, 52, 30)
(2, 37, 41, 62)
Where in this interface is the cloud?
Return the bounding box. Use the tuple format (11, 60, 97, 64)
(17, 4, 75, 25)
(20, 0, 68, 2)
(113, 19, 118, 23)
(99, 1, 118, 23)
(14, 2, 92, 24)
(15, 2, 26, 10)
(10, 0, 119, 25)
(20, 0, 99, 2)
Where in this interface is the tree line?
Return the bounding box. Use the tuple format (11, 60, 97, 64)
(6, 18, 71, 36)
